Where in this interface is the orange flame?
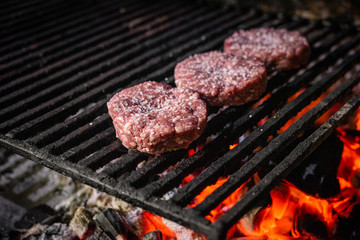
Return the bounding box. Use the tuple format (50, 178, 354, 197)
(235, 107, 360, 240)
(188, 174, 261, 223)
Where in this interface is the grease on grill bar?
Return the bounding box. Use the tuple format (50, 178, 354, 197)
(1, 0, 360, 239)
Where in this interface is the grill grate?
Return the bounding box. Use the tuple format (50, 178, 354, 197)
(1, 1, 360, 239)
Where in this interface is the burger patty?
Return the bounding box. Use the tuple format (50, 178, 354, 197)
(107, 81, 207, 154)
(174, 51, 267, 106)
(224, 28, 311, 71)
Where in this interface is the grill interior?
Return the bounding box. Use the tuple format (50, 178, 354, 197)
(1, 0, 360, 239)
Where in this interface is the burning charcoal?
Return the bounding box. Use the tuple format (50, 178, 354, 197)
(286, 134, 342, 198)
(297, 213, 328, 239)
(142, 230, 163, 240)
(93, 209, 133, 240)
(70, 208, 95, 239)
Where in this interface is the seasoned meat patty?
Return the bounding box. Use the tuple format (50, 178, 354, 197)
(224, 28, 311, 71)
(174, 51, 267, 106)
(107, 81, 207, 154)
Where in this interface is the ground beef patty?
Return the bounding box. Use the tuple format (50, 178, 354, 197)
(224, 28, 311, 71)
(107, 81, 207, 154)
(174, 51, 267, 106)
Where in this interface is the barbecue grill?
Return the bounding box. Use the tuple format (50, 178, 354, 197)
(1, 0, 360, 239)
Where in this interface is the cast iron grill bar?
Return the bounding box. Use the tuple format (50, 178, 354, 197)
(62, 16, 284, 157)
(0, 0, 71, 32)
(0, 0, 67, 22)
(0, 5, 211, 112)
(169, 31, 359, 205)
(0, 0, 150, 67)
(170, 29, 352, 205)
(179, 25, 331, 151)
(0, 0, 132, 38)
(127, 72, 360, 240)
(208, 91, 360, 240)
(0, 7, 235, 125)
(0, 1, 109, 56)
(130, 32, 358, 198)
(80, 17, 286, 174)
(1, 10, 265, 139)
(61, 128, 117, 162)
(174, 25, 331, 150)
(0, 0, 180, 79)
(3, 9, 228, 136)
(192, 61, 360, 215)
(63, 15, 275, 170)
(0, 0, 47, 16)
(99, 151, 150, 179)
(46, 113, 112, 155)
(0, 1, 193, 102)
(79, 141, 128, 169)
(112, 23, 330, 186)
(1, 2, 360, 239)
(0, 1, 181, 89)
(0, 0, 137, 57)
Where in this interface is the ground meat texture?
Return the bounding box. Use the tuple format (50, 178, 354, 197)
(107, 81, 207, 154)
(174, 51, 267, 106)
(224, 28, 311, 71)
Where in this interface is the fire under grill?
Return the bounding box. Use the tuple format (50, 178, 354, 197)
(1, 0, 360, 239)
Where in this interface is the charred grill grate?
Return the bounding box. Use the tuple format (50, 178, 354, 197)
(1, 0, 360, 239)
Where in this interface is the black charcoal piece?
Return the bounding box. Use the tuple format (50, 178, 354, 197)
(286, 134, 342, 198)
(297, 212, 328, 239)
(70, 208, 95, 239)
(93, 209, 129, 240)
(142, 230, 163, 240)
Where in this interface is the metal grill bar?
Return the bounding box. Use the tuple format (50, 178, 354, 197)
(61, 128, 116, 162)
(170, 31, 359, 205)
(0, 0, 146, 66)
(0, 1, 191, 105)
(0, 1, 178, 80)
(0, 5, 228, 107)
(0, 1, 179, 88)
(0, 0, 69, 31)
(0, 1, 116, 56)
(139, 31, 357, 201)
(0, 0, 46, 16)
(99, 151, 150, 179)
(0, 7, 224, 134)
(1, 1, 360, 239)
(1, 11, 262, 139)
(125, 18, 291, 188)
(192, 54, 360, 215)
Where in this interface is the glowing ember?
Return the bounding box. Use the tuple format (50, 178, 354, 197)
(141, 212, 175, 239)
(234, 107, 360, 240)
(229, 143, 238, 150)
